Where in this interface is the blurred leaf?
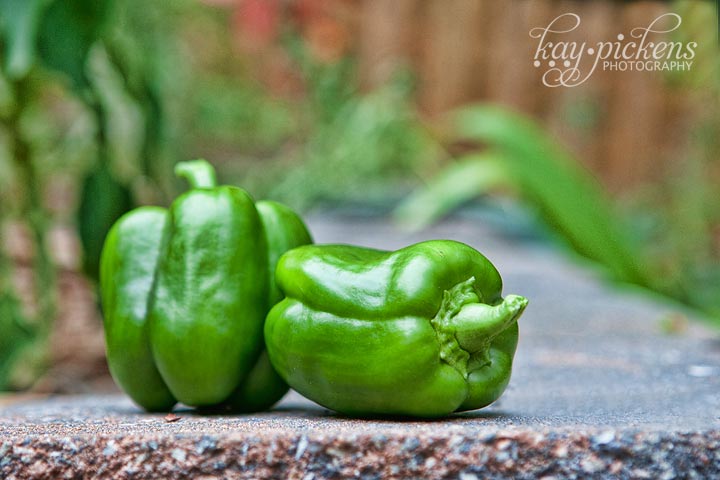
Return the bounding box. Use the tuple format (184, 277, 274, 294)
(0, 292, 33, 389)
(0, 0, 50, 79)
(77, 162, 133, 280)
(453, 104, 651, 287)
(394, 152, 510, 230)
(192, 76, 294, 151)
(266, 81, 435, 208)
(285, 36, 356, 122)
(36, 0, 111, 90)
(685, 266, 720, 320)
(101, 13, 172, 198)
(86, 45, 147, 179)
(5, 335, 47, 389)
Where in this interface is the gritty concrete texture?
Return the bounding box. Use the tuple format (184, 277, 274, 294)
(2, 215, 719, 479)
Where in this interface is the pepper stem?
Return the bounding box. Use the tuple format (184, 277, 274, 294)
(453, 295, 528, 354)
(175, 159, 217, 189)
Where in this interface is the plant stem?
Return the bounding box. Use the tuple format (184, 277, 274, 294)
(4, 76, 55, 336)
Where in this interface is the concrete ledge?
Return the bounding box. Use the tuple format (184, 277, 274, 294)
(2, 216, 719, 479)
(1, 394, 719, 479)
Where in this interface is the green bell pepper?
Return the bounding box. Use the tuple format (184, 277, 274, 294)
(265, 241, 528, 418)
(100, 160, 311, 412)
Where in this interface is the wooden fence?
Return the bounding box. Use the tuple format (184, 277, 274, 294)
(353, 0, 714, 192)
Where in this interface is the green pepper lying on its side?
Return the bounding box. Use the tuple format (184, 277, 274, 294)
(100, 160, 311, 412)
(265, 240, 527, 418)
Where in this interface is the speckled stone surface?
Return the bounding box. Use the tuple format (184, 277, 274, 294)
(2, 215, 719, 479)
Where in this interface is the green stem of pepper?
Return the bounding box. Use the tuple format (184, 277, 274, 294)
(174, 159, 217, 189)
(453, 295, 528, 354)
(432, 278, 526, 378)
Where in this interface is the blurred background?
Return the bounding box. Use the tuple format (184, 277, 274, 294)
(0, 0, 718, 393)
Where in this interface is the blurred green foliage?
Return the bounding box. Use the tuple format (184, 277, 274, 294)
(0, 0, 186, 389)
(395, 94, 720, 322)
(186, 35, 437, 209)
(0, 0, 718, 393)
(256, 66, 436, 209)
(397, 0, 720, 325)
(0, 0, 436, 390)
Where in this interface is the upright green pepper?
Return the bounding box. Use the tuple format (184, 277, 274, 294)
(100, 160, 311, 412)
(265, 241, 527, 418)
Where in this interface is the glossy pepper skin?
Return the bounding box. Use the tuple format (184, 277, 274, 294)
(265, 241, 528, 418)
(100, 160, 311, 412)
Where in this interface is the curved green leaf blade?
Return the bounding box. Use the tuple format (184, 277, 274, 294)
(394, 152, 510, 231)
(454, 104, 651, 287)
(0, 0, 50, 79)
(36, 0, 111, 89)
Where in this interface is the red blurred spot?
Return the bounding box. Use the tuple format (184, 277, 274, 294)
(233, 0, 281, 51)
